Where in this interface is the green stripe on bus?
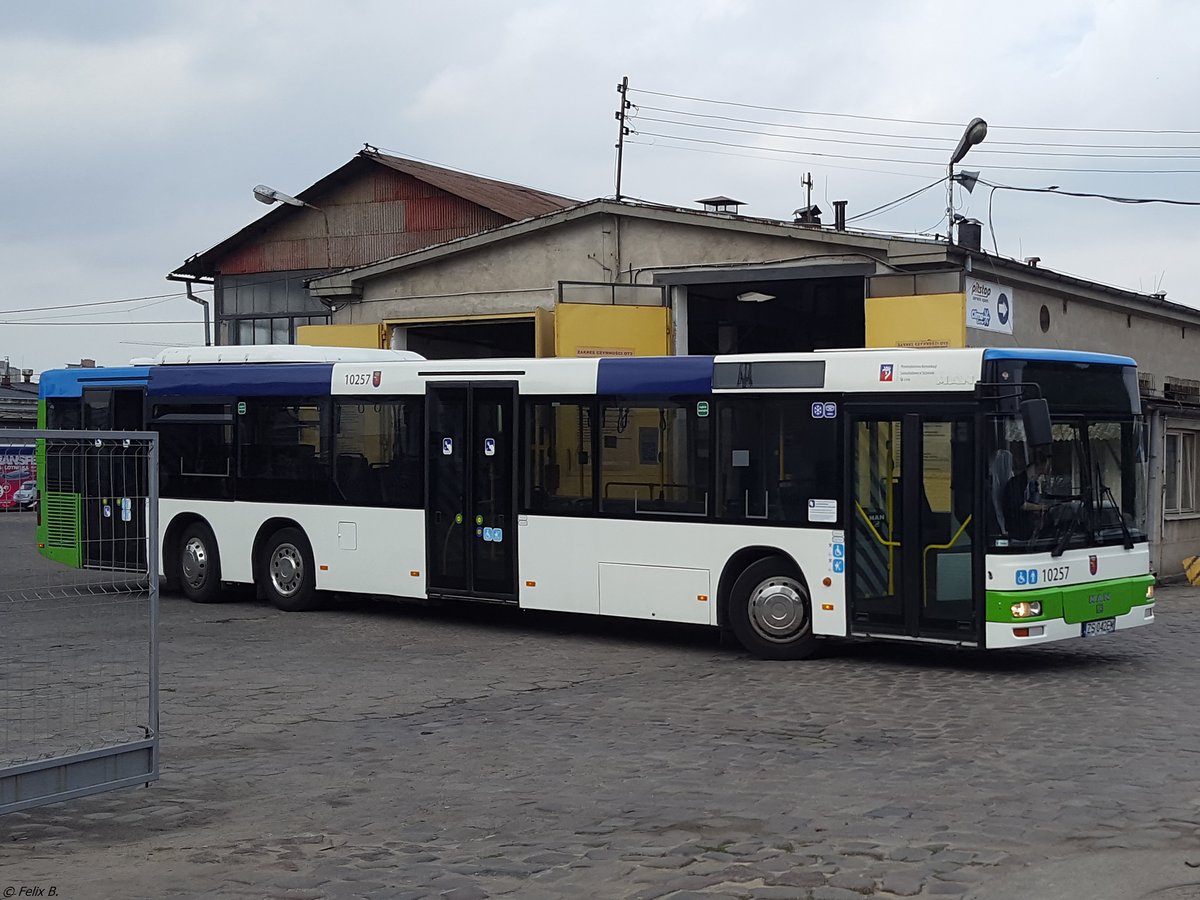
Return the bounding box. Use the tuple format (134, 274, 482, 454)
(986, 574, 1154, 624)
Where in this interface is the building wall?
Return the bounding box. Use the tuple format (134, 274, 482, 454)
(345, 213, 883, 324)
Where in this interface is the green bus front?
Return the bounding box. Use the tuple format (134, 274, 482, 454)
(981, 351, 1153, 648)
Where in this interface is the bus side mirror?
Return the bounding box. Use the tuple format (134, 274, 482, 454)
(1020, 398, 1052, 448)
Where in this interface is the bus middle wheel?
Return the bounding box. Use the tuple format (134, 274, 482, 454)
(260, 527, 320, 612)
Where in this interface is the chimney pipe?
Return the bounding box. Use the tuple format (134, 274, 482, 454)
(833, 200, 847, 231)
(957, 219, 982, 252)
(21, 369, 33, 383)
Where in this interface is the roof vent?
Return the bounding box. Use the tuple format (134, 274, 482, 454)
(793, 204, 822, 226)
(1025, 256, 1041, 268)
(697, 196, 744, 214)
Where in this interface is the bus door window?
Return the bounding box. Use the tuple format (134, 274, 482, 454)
(852, 419, 902, 608)
(920, 420, 974, 612)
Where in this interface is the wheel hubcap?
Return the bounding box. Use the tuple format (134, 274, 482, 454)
(270, 543, 304, 597)
(182, 537, 207, 590)
(748, 576, 810, 643)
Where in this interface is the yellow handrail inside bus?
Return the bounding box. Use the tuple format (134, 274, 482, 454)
(922, 515, 973, 607)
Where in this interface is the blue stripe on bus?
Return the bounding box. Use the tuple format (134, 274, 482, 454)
(983, 348, 1136, 367)
(39, 368, 150, 399)
(147, 364, 333, 397)
(596, 356, 715, 395)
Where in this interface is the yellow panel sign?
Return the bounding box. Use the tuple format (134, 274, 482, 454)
(296, 323, 386, 349)
(556, 304, 669, 357)
(865, 293, 966, 349)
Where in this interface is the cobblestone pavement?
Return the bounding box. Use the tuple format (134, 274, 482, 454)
(3, 512, 1200, 899)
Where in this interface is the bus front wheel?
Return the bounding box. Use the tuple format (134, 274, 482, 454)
(179, 522, 223, 604)
(728, 558, 818, 660)
(260, 527, 320, 612)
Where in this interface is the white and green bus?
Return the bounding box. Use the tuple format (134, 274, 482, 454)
(38, 345, 1153, 659)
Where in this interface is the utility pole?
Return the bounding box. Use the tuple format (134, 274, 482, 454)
(614, 76, 630, 201)
(801, 172, 813, 210)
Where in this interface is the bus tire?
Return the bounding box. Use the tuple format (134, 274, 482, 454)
(728, 558, 818, 660)
(260, 527, 320, 612)
(179, 521, 223, 604)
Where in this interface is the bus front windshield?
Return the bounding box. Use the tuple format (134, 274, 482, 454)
(986, 415, 1148, 553)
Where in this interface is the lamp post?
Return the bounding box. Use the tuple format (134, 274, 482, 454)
(253, 184, 331, 268)
(947, 117, 987, 244)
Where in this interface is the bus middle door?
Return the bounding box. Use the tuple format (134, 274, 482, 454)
(425, 382, 518, 602)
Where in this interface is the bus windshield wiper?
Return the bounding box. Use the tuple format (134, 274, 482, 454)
(1096, 463, 1134, 550)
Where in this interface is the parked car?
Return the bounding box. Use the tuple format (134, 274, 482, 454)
(13, 480, 37, 510)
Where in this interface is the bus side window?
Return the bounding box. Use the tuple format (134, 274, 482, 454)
(716, 397, 841, 525)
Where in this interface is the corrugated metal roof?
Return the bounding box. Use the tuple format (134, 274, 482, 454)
(171, 149, 575, 278)
(364, 151, 573, 221)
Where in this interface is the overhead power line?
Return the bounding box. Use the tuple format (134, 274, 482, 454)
(979, 179, 1200, 206)
(631, 130, 1200, 174)
(629, 87, 1200, 136)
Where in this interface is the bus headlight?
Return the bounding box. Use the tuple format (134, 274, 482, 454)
(1146, 584, 1156, 600)
(1011, 601, 1042, 618)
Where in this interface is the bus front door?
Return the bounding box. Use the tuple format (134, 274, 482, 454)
(425, 383, 518, 602)
(847, 411, 979, 642)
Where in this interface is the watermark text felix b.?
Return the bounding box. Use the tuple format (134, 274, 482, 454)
(4, 886, 58, 897)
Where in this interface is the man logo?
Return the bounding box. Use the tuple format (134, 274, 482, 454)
(879, 364, 894, 382)
(1089, 555, 1098, 576)
(372, 370, 382, 388)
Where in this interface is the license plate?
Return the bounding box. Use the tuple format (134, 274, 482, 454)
(1081, 618, 1116, 638)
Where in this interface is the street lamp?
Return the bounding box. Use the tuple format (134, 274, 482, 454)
(252, 184, 331, 268)
(947, 117, 987, 244)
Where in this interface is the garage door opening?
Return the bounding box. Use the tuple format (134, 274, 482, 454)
(398, 320, 536, 359)
(685, 276, 865, 355)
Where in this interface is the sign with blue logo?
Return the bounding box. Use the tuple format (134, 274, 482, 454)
(484, 438, 496, 457)
(483, 527, 495, 541)
(832, 543, 844, 558)
(832, 558, 845, 574)
(812, 401, 839, 419)
(442, 437, 454, 456)
(1015, 568, 1038, 586)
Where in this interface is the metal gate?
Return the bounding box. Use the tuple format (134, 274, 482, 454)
(0, 429, 158, 814)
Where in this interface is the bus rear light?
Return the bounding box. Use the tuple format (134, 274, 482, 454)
(1010, 601, 1042, 618)
(1013, 625, 1045, 638)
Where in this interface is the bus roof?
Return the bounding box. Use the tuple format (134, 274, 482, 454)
(39, 367, 149, 399)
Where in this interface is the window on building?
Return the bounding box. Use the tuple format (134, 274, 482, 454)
(218, 271, 332, 346)
(1166, 431, 1198, 513)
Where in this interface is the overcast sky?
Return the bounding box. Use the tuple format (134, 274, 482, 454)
(2, 0, 1199, 374)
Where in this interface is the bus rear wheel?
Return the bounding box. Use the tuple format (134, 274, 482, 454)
(179, 521, 223, 604)
(728, 558, 818, 660)
(260, 527, 320, 612)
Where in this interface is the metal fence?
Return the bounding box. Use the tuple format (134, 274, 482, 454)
(0, 429, 158, 814)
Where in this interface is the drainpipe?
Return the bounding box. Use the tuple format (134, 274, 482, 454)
(166, 274, 213, 346)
